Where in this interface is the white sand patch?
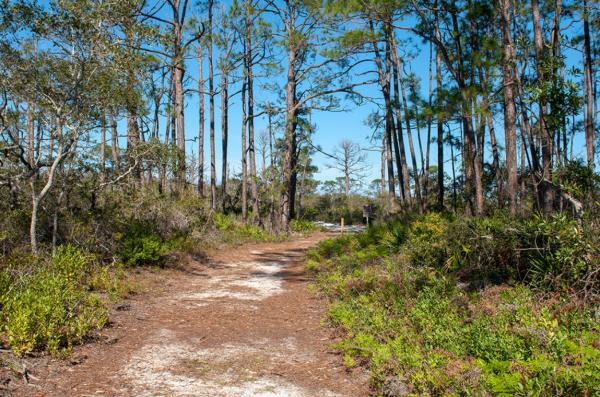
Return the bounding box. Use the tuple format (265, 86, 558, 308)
(175, 261, 286, 304)
(120, 332, 339, 397)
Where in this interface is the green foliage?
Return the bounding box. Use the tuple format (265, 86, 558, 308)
(214, 213, 235, 231)
(290, 219, 318, 234)
(116, 223, 166, 266)
(0, 247, 108, 357)
(404, 213, 450, 268)
(555, 160, 600, 201)
(309, 214, 600, 395)
(89, 263, 136, 302)
(445, 213, 599, 291)
(212, 213, 274, 244)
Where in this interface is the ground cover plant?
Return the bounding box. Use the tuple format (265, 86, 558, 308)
(308, 213, 600, 396)
(0, 190, 280, 357)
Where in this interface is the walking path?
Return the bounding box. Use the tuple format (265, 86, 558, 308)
(11, 234, 368, 397)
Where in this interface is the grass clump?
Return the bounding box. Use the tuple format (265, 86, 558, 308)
(211, 213, 275, 244)
(308, 213, 600, 396)
(290, 219, 318, 234)
(0, 246, 108, 357)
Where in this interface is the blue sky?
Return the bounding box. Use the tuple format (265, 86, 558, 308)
(130, 1, 592, 191)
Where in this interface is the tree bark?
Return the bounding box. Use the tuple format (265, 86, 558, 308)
(398, 59, 424, 213)
(241, 54, 248, 220)
(389, 29, 411, 207)
(369, 20, 396, 209)
(172, 0, 186, 192)
(198, 41, 205, 196)
(435, 8, 444, 211)
(281, 41, 298, 231)
(30, 119, 67, 254)
(583, 0, 595, 168)
(208, 0, 217, 210)
(100, 116, 106, 180)
(532, 0, 554, 213)
(109, 112, 120, 170)
(246, 4, 259, 222)
(220, 66, 229, 210)
(26, 103, 35, 165)
(498, 0, 519, 214)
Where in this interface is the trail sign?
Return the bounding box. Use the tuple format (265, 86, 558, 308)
(362, 205, 375, 226)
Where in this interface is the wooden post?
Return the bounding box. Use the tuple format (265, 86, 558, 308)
(340, 217, 344, 235)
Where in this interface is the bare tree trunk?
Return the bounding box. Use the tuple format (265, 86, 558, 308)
(424, 41, 433, 209)
(479, 67, 503, 206)
(172, 0, 186, 192)
(26, 103, 35, 165)
(520, 138, 527, 204)
(389, 29, 411, 207)
(450, 11, 484, 215)
(246, 5, 259, 222)
(109, 112, 120, 170)
(435, 9, 444, 211)
(241, 58, 248, 220)
(398, 60, 424, 213)
(281, 42, 298, 231)
(52, 180, 65, 255)
(449, 127, 457, 213)
(411, 77, 426, 203)
(198, 41, 205, 196)
(381, 136, 386, 196)
(208, 0, 217, 210)
(268, 109, 275, 227)
(369, 20, 396, 209)
(532, 0, 554, 213)
(31, 119, 68, 254)
(100, 116, 106, 180)
(498, 0, 519, 214)
(583, 0, 595, 168)
(220, 67, 229, 211)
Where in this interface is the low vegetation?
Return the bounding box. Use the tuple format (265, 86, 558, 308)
(308, 213, 600, 396)
(0, 191, 279, 357)
(0, 247, 108, 357)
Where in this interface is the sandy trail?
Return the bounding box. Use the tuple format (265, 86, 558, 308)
(9, 234, 368, 397)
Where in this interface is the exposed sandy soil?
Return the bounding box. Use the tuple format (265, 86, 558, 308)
(2, 233, 369, 397)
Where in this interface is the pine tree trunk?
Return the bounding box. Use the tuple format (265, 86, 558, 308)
(208, 0, 217, 210)
(220, 68, 229, 211)
(26, 103, 35, 165)
(281, 37, 298, 231)
(100, 116, 106, 180)
(369, 20, 396, 209)
(498, 0, 519, 214)
(198, 42, 205, 196)
(241, 59, 248, 220)
(246, 6, 259, 222)
(398, 59, 424, 213)
(109, 112, 120, 171)
(532, 0, 554, 213)
(435, 9, 444, 211)
(389, 29, 411, 207)
(583, 0, 595, 168)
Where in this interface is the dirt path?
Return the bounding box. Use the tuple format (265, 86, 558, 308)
(11, 234, 369, 397)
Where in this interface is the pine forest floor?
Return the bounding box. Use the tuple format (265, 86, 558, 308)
(3, 233, 369, 397)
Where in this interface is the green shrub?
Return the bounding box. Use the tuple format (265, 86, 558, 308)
(89, 263, 136, 302)
(445, 213, 599, 291)
(290, 219, 317, 234)
(1, 246, 108, 356)
(117, 223, 166, 266)
(309, 213, 600, 395)
(214, 213, 235, 231)
(405, 213, 449, 267)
